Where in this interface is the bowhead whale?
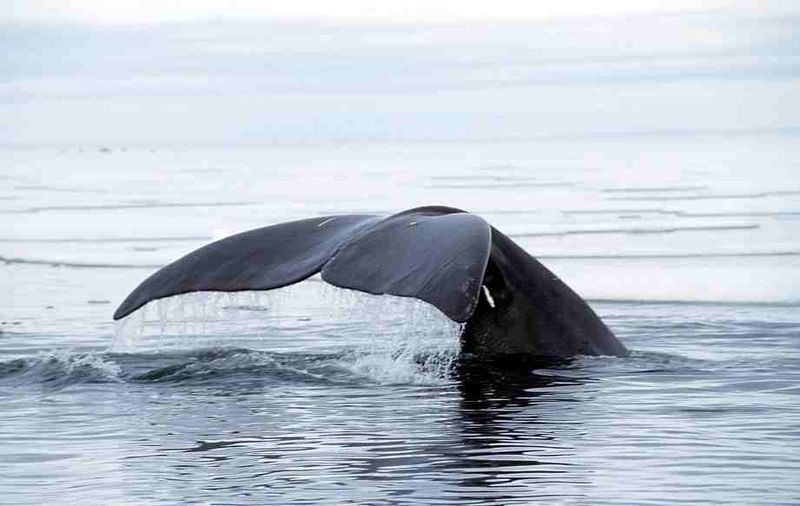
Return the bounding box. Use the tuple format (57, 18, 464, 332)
(114, 206, 627, 359)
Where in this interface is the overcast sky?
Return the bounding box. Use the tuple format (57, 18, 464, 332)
(5, 0, 799, 24)
(2, 1, 798, 145)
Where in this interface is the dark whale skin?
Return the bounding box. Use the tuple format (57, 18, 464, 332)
(461, 227, 627, 358)
(114, 206, 627, 359)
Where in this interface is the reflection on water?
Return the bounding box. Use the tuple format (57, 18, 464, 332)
(452, 358, 585, 503)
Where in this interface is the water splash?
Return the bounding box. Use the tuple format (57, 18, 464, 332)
(111, 280, 462, 385)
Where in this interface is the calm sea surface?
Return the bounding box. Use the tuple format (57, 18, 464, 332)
(1, 136, 799, 504)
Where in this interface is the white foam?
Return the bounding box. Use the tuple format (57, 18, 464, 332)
(341, 346, 457, 386)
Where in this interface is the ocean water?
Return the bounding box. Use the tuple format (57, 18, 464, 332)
(3, 6, 800, 503)
(1, 136, 799, 504)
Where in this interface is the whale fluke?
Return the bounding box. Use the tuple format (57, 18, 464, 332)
(322, 206, 490, 322)
(112, 214, 379, 320)
(114, 206, 627, 359)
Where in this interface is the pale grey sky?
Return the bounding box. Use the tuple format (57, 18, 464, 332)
(4, 0, 798, 24)
(2, 1, 798, 145)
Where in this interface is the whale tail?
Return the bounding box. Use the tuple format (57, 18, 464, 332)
(113, 206, 627, 359)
